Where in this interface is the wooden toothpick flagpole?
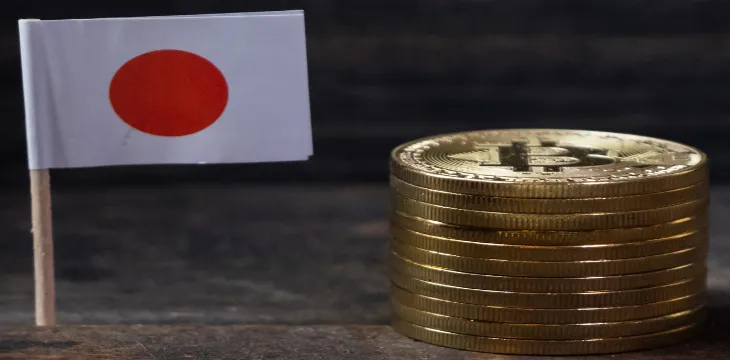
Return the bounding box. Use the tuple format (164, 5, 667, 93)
(19, 17, 56, 326)
(30, 169, 55, 326)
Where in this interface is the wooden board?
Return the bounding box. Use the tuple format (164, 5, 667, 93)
(0, 184, 727, 358)
(0, 322, 728, 360)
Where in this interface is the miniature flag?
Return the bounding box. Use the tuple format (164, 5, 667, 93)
(18, 11, 313, 169)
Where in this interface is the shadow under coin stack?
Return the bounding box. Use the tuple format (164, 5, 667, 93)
(388, 129, 709, 355)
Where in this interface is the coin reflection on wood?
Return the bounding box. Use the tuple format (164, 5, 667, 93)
(387, 129, 709, 355)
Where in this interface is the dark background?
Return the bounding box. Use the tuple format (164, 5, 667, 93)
(0, 2, 728, 337)
(2, 0, 729, 188)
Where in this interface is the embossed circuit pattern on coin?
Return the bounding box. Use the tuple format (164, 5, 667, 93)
(391, 129, 707, 198)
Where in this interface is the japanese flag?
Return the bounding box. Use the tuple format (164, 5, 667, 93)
(18, 11, 313, 169)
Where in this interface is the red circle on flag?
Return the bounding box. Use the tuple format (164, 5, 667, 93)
(109, 49, 229, 137)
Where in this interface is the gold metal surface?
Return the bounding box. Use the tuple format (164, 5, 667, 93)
(389, 271, 705, 308)
(392, 211, 708, 245)
(391, 285, 705, 323)
(391, 240, 706, 277)
(391, 129, 707, 198)
(387, 129, 709, 354)
(391, 318, 699, 355)
(392, 226, 706, 261)
(391, 176, 708, 213)
(390, 252, 704, 292)
(392, 301, 705, 340)
(393, 193, 707, 230)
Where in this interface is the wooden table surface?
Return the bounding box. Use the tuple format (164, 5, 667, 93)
(0, 184, 727, 359)
(0, 322, 728, 360)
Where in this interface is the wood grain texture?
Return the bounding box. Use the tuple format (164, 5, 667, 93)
(0, 322, 728, 359)
(0, 185, 727, 325)
(28, 169, 55, 326)
(0, 184, 728, 358)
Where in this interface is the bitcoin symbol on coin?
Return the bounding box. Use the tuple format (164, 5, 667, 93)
(448, 137, 615, 173)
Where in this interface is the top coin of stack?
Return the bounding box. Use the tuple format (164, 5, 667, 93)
(388, 129, 709, 356)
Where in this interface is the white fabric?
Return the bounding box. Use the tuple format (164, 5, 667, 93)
(19, 11, 312, 169)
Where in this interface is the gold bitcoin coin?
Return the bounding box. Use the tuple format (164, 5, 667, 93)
(389, 270, 706, 309)
(391, 240, 706, 277)
(391, 285, 705, 324)
(391, 318, 698, 355)
(392, 226, 706, 261)
(391, 252, 704, 292)
(392, 301, 705, 340)
(391, 176, 708, 213)
(390, 129, 707, 198)
(393, 193, 707, 230)
(392, 211, 708, 246)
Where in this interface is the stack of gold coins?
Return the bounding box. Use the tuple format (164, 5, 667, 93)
(388, 129, 709, 355)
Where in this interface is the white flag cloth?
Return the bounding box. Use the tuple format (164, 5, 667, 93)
(19, 11, 313, 169)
